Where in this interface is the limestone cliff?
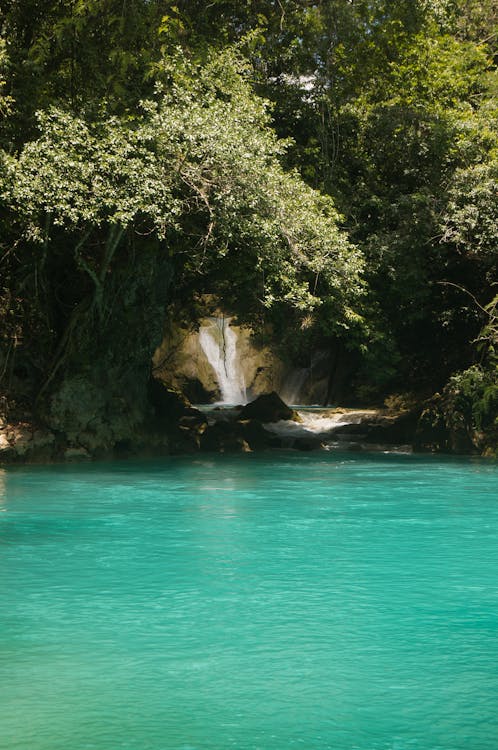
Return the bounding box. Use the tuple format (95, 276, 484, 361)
(152, 316, 284, 404)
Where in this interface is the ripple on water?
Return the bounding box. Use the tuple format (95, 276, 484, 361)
(1, 452, 498, 750)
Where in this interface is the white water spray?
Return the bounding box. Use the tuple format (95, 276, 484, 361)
(199, 317, 247, 404)
(280, 367, 310, 406)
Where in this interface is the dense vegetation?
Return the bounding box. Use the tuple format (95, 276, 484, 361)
(0, 0, 496, 455)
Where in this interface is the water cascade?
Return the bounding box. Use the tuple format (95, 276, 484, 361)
(280, 367, 311, 406)
(262, 409, 364, 441)
(199, 316, 247, 404)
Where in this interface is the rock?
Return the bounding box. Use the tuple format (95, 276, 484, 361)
(332, 409, 420, 446)
(178, 412, 208, 433)
(0, 422, 58, 462)
(200, 422, 247, 452)
(180, 378, 216, 404)
(239, 392, 300, 423)
(148, 379, 192, 420)
(7, 425, 32, 456)
(32, 429, 55, 448)
(152, 312, 285, 404)
(363, 410, 420, 444)
(237, 419, 274, 450)
(168, 427, 202, 454)
(148, 378, 213, 450)
(45, 371, 148, 458)
(199, 418, 274, 452)
(0, 431, 14, 460)
(294, 436, 324, 451)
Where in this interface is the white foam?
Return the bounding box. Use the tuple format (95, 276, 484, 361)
(199, 317, 247, 405)
(262, 409, 368, 439)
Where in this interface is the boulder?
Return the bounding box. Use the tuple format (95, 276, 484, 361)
(148, 379, 192, 420)
(199, 418, 275, 453)
(200, 421, 250, 453)
(239, 392, 300, 423)
(237, 419, 275, 450)
(168, 427, 202, 454)
(332, 409, 420, 446)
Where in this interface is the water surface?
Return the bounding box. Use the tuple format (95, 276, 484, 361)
(1, 452, 498, 749)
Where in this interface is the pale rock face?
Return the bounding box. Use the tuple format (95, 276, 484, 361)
(152, 316, 285, 404)
(0, 424, 56, 460)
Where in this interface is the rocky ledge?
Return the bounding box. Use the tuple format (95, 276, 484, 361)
(1, 387, 494, 463)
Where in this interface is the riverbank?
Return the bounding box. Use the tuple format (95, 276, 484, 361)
(2, 389, 495, 464)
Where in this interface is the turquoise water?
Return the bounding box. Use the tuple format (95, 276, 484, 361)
(1, 452, 498, 750)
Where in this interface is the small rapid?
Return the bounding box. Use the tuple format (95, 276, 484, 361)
(262, 408, 374, 440)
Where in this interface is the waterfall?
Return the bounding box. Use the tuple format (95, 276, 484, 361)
(280, 352, 329, 405)
(199, 317, 247, 405)
(280, 367, 310, 406)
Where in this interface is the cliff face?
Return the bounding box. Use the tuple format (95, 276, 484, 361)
(152, 316, 284, 405)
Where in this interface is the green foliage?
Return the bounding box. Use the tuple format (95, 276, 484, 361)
(0, 47, 363, 415)
(441, 158, 498, 262)
(420, 291, 498, 454)
(446, 365, 497, 431)
(0, 36, 13, 118)
(1, 0, 166, 140)
(9, 110, 177, 235)
(7, 49, 361, 321)
(416, 359, 498, 455)
(1, 0, 497, 443)
(480, 295, 498, 360)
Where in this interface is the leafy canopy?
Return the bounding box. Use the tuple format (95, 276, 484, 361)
(6, 48, 363, 323)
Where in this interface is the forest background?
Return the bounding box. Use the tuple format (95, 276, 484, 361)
(0, 0, 497, 455)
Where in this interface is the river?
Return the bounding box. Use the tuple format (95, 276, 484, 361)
(1, 452, 498, 749)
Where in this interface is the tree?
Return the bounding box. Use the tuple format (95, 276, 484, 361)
(1, 0, 166, 143)
(1, 48, 362, 422)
